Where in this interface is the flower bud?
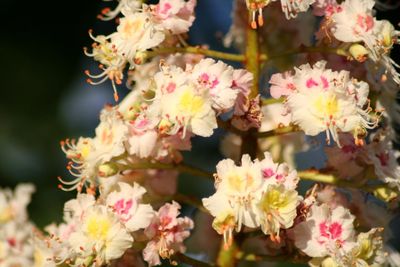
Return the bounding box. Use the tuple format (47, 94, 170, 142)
(134, 51, 147, 65)
(373, 186, 398, 202)
(98, 162, 119, 177)
(349, 44, 369, 62)
(380, 20, 395, 48)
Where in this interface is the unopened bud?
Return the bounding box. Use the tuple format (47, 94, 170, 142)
(98, 162, 119, 177)
(373, 186, 398, 202)
(134, 51, 147, 65)
(349, 44, 369, 62)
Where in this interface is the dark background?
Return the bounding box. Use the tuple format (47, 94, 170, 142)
(0, 0, 399, 239)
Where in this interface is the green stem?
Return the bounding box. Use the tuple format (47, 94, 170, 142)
(245, 27, 260, 99)
(261, 45, 350, 61)
(144, 46, 245, 62)
(241, 26, 261, 159)
(261, 97, 283, 106)
(297, 170, 392, 197)
(118, 162, 213, 180)
(255, 125, 299, 138)
(237, 253, 306, 263)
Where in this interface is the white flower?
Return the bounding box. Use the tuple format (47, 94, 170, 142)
(63, 193, 96, 221)
(367, 129, 400, 190)
(93, 106, 129, 163)
(342, 228, 386, 267)
(331, 0, 400, 84)
(277, 61, 376, 145)
(99, 0, 142, 20)
(331, 0, 376, 43)
(151, 0, 197, 34)
(294, 204, 356, 259)
(106, 182, 154, 232)
(259, 152, 299, 190)
(190, 58, 238, 112)
(150, 64, 217, 137)
(126, 115, 159, 158)
(257, 184, 300, 239)
(69, 205, 133, 264)
(111, 11, 165, 64)
(245, 0, 314, 28)
(84, 31, 126, 101)
(203, 155, 263, 233)
(0, 184, 35, 224)
(277, 0, 315, 19)
(203, 155, 264, 245)
(0, 221, 35, 266)
(60, 137, 99, 191)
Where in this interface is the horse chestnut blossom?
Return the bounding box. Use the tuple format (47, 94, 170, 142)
(293, 203, 386, 266)
(203, 152, 301, 245)
(322, 0, 400, 84)
(85, 0, 197, 101)
(143, 202, 194, 266)
(5, 0, 400, 266)
(270, 60, 377, 145)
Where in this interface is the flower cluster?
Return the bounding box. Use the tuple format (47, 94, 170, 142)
(61, 57, 253, 193)
(294, 203, 386, 266)
(0, 184, 36, 266)
(4, 0, 400, 266)
(326, 129, 400, 194)
(33, 182, 193, 266)
(203, 152, 301, 245)
(269, 60, 378, 145)
(85, 0, 197, 101)
(317, 0, 400, 84)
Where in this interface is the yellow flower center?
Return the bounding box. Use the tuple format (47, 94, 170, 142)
(313, 93, 339, 118)
(121, 18, 144, 39)
(80, 142, 91, 160)
(226, 171, 254, 192)
(86, 214, 111, 240)
(260, 187, 292, 212)
(178, 87, 205, 116)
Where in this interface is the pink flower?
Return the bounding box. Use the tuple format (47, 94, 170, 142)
(152, 0, 197, 34)
(269, 71, 295, 99)
(143, 201, 194, 266)
(293, 204, 356, 258)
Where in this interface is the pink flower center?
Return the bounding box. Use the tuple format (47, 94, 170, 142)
(306, 76, 329, 90)
(114, 199, 134, 216)
(166, 82, 176, 93)
(286, 83, 296, 91)
(136, 118, 149, 128)
(160, 216, 172, 228)
(356, 14, 374, 33)
(320, 76, 329, 89)
(199, 73, 219, 89)
(262, 168, 275, 178)
(159, 2, 172, 15)
(275, 174, 284, 181)
(319, 221, 343, 240)
(306, 78, 319, 88)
